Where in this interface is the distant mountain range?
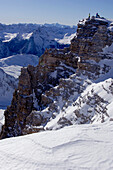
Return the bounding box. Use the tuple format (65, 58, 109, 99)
(0, 23, 77, 58)
(0, 23, 77, 107)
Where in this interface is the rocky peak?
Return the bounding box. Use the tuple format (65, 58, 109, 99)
(71, 17, 112, 56)
(70, 17, 113, 79)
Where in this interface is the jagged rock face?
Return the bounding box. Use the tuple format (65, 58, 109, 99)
(70, 18, 113, 80)
(0, 48, 77, 138)
(1, 68, 33, 138)
(1, 17, 113, 138)
(34, 18, 113, 130)
(41, 19, 113, 130)
(71, 19, 112, 63)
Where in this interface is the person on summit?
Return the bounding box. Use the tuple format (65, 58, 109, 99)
(88, 13, 90, 19)
(96, 13, 100, 18)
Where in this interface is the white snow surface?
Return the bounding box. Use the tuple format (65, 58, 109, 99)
(0, 54, 39, 78)
(55, 32, 77, 44)
(3, 33, 18, 42)
(0, 122, 113, 169)
(0, 109, 5, 132)
(0, 68, 17, 107)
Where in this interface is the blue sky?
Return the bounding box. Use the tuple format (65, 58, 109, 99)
(0, 0, 112, 25)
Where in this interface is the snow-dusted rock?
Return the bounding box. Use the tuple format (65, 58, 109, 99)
(45, 78, 113, 130)
(0, 47, 78, 138)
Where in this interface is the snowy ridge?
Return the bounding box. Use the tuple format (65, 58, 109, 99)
(0, 122, 113, 169)
(0, 23, 76, 107)
(55, 32, 77, 45)
(0, 23, 77, 58)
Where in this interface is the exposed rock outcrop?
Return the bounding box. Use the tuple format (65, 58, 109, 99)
(1, 16, 113, 138)
(0, 47, 77, 138)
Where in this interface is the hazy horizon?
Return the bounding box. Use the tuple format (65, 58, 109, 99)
(0, 0, 112, 26)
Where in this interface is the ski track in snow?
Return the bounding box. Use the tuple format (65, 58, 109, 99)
(0, 123, 113, 170)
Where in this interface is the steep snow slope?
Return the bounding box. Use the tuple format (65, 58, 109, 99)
(0, 109, 5, 132)
(55, 32, 77, 45)
(0, 54, 39, 108)
(0, 54, 39, 78)
(0, 68, 17, 107)
(0, 123, 113, 170)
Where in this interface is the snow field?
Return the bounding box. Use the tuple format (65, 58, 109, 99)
(0, 123, 113, 169)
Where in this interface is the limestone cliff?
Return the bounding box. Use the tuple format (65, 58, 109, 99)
(0, 47, 77, 138)
(1, 16, 113, 138)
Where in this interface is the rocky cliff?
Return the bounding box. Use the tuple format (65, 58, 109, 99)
(0, 47, 77, 138)
(1, 16, 113, 138)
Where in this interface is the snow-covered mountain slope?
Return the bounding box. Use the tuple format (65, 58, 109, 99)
(0, 68, 17, 107)
(55, 32, 77, 45)
(39, 18, 113, 130)
(0, 54, 39, 108)
(0, 54, 39, 78)
(0, 23, 77, 58)
(45, 78, 113, 130)
(43, 43, 113, 130)
(12, 25, 76, 57)
(25, 40, 113, 131)
(1, 17, 113, 170)
(0, 109, 5, 132)
(0, 122, 113, 170)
